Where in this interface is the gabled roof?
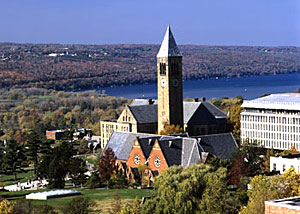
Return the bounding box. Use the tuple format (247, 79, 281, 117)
(127, 105, 158, 124)
(186, 102, 226, 125)
(158, 138, 183, 166)
(138, 136, 161, 159)
(104, 132, 158, 160)
(157, 25, 181, 58)
(181, 138, 202, 168)
(195, 133, 238, 159)
(128, 99, 226, 125)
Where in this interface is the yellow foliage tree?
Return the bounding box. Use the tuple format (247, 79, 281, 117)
(0, 200, 15, 214)
(159, 124, 184, 135)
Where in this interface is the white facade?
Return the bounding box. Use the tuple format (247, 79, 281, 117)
(270, 155, 300, 174)
(241, 93, 300, 150)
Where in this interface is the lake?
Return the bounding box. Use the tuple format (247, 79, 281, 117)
(97, 73, 300, 100)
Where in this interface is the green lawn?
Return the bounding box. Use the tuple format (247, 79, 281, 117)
(0, 188, 157, 213)
(0, 170, 35, 186)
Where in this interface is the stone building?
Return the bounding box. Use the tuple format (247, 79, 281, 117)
(241, 93, 300, 150)
(100, 26, 227, 148)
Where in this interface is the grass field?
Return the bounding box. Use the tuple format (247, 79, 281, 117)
(0, 170, 35, 186)
(0, 188, 157, 213)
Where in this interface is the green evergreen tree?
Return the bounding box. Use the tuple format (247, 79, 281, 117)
(2, 139, 25, 181)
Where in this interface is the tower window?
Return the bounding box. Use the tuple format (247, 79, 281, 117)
(170, 62, 179, 75)
(160, 63, 166, 75)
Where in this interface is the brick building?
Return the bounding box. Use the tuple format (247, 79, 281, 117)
(104, 131, 237, 184)
(265, 197, 300, 214)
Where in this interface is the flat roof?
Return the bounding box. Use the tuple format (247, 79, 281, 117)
(242, 93, 300, 111)
(265, 196, 300, 210)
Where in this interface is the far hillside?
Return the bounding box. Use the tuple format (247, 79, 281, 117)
(0, 43, 299, 90)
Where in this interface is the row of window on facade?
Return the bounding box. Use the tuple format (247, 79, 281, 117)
(242, 123, 300, 132)
(242, 115, 300, 124)
(243, 138, 299, 150)
(242, 130, 300, 141)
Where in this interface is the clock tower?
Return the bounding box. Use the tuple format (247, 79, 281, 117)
(157, 26, 183, 133)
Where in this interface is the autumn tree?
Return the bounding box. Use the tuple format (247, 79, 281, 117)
(0, 200, 14, 214)
(227, 104, 242, 143)
(159, 124, 184, 135)
(99, 148, 117, 186)
(260, 148, 275, 173)
(228, 155, 249, 186)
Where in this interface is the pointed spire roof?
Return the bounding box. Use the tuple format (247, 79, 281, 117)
(157, 25, 181, 58)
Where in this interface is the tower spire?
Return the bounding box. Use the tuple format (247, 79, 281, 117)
(157, 25, 181, 58)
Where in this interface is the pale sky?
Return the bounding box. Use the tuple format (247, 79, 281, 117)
(0, 0, 299, 46)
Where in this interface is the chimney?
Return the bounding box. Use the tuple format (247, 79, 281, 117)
(201, 97, 206, 102)
(194, 98, 199, 102)
(148, 99, 154, 105)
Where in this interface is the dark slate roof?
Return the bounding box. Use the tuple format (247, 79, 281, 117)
(138, 136, 161, 159)
(158, 138, 183, 166)
(104, 132, 158, 160)
(186, 102, 226, 125)
(202, 102, 226, 118)
(195, 133, 238, 159)
(128, 99, 225, 125)
(157, 136, 202, 168)
(128, 105, 158, 124)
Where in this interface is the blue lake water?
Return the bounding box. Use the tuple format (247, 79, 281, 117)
(97, 73, 300, 100)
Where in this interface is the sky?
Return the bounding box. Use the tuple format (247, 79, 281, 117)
(0, 0, 299, 46)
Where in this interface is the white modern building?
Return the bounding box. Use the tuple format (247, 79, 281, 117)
(241, 93, 300, 150)
(270, 153, 300, 174)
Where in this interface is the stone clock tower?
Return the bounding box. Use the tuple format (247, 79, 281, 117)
(157, 26, 183, 133)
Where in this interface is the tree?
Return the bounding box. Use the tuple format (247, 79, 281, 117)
(119, 198, 141, 214)
(63, 197, 95, 214)
(0, 200, 15, 214)
(142, 164, 237, 214)
(227, 104, 242, 143)
(228, 155, 249, 186)
(26, 129, 42, 175)
(99, 148, 117, 186)
(239, 175, 278, 214)
(2, 139, 26, 181)
(38, 141, 73, 188)
(159, 124, 184, 135)
(68, 158, 88, 187)
(260, 149, 275, 173)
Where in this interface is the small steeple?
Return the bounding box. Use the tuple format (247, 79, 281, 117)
(157, 25, 181, 58)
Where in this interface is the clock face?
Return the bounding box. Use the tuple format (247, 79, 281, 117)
(134, 154, 141, 165)
(172, 79, 178, 87)
(154, 157, 161, 168)
(160, 79, 166, 88)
